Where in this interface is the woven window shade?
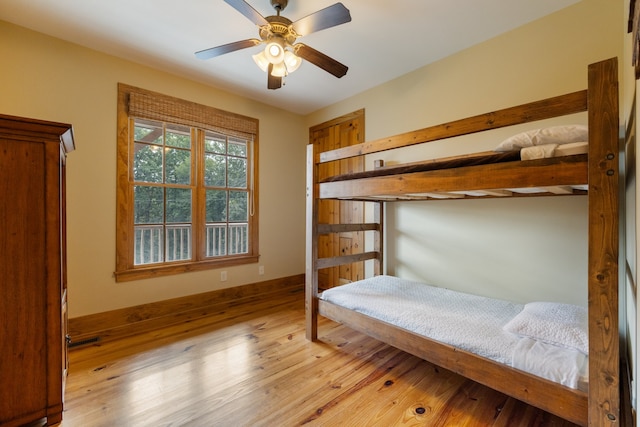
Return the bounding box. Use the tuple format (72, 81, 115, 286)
(122, 83, 258, 139)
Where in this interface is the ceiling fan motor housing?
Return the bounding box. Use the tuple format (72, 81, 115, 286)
(261, 15, 298, 44)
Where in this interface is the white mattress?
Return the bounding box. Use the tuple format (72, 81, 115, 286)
(320, 275, 587, 389)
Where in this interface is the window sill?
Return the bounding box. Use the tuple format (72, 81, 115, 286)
(114, 255, 260, 282)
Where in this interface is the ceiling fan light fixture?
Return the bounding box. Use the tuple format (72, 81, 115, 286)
(283, 50, 301, 73)
(252, 51, 270, 72)
(270, 62, 287, 77)
(264, 39, 285, 64)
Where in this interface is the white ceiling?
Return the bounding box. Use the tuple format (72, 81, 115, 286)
(0, 0, 580, 115)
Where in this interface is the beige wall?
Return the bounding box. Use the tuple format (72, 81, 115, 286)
(306, 0, 623, 306)
(0, 20, 307, 317)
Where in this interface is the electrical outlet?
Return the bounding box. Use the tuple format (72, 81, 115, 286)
(220, 271, 227, 281)
(258, 265, 264, 275)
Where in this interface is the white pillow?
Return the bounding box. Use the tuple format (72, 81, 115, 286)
(503, 302, 588, 354)
(495, 125, 588, 152)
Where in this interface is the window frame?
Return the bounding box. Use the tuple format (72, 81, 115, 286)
(115, 84, 259, 282)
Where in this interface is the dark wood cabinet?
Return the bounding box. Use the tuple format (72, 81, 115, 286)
(0, 114, 75, 426)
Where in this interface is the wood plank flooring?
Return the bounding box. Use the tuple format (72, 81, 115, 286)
(61, 288, 578, 427)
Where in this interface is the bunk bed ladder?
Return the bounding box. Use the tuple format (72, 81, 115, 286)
(306, 143, 384, 341)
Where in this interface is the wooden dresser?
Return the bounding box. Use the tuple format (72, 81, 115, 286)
(0, 114, 75, 426)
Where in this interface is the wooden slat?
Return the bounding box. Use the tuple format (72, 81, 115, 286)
(319, 90, 588, 163)
(544, 186, 575, 195)
(318, 299, 588, 426)
(318, 223, 380, 234)
(411, 192, 466, 199)
(317, 251, 380, 270)
(587, 57, 620, 426)
(477, 189, 513, 197)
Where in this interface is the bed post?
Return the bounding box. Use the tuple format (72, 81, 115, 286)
(587, 57, 619, 426)
(306, 143, 319, 341)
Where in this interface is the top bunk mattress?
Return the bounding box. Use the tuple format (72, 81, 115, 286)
(321, 148, 587, 184)
(320, 275, 588, 390)
(321, 150, 521, 183)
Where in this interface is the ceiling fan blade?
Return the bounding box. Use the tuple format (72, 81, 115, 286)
(224, 0, 269, 26)
(291, 3, 351, 36)
(195, 39, 261, 60)
(267, 64, 282, 90)
(295, 44, 348, 78)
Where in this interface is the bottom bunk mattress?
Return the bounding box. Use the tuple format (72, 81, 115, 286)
(320, 275, 588, 390)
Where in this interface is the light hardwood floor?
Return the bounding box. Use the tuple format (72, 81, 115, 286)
(61, 288, 578, 427)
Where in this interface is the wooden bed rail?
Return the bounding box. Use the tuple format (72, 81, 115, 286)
(318, 90, 588, 164)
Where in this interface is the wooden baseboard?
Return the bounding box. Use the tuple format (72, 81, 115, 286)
(67, 274, 304, 348)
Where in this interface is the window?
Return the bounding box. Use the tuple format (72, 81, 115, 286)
(115, 84, 259, 282)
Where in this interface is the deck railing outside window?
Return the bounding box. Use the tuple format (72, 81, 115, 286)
(135, 223, 247, 265)
(205, 223, 248, 256)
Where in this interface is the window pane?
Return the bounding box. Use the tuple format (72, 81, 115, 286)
(228, 137, 247, 157)
(134, 119, 163, 145)
(166, 188, 192, 223)
(228, 224, 248, 255)
(206, 190, 227, 222)
(134, 185, 164, 224)
(134, 143, 163, 183)
(205, 132, 226, 154)
(228, 157, 247, 188)
(165, 148, 191, 185)
(165, 124, 191, 149)
(134, 225, 163, 265)
(206, 224, 226, 257)
(229, 191, 248, 222)
(204, 153, 226, 187)
(166, 225, 191, 261)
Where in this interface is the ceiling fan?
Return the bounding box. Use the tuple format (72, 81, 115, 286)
(195, 0, 351, 90)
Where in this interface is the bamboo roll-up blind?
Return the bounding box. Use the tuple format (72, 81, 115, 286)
(121, 83, 258, 140)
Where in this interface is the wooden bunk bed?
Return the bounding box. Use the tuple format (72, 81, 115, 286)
(305, 57, 620, 427)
